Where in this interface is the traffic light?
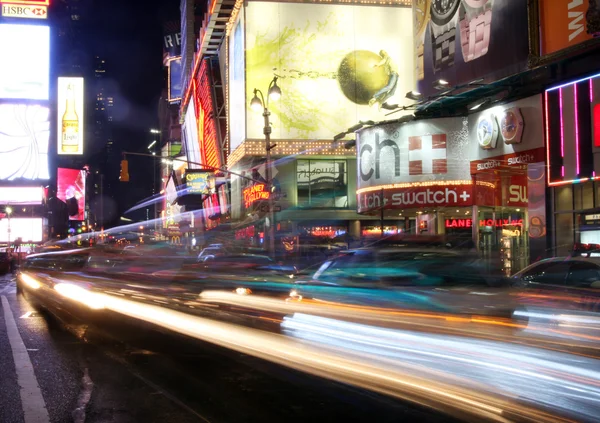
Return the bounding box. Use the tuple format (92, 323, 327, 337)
(120, 159, 129, 182)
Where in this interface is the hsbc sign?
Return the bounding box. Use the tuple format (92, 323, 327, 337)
(1, 4, 47, 19)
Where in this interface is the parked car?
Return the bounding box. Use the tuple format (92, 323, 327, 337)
(511, 256, 600, 312)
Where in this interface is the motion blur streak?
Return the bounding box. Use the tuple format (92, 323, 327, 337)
(50, 282, 585, 422)
(54, 283, 106, 310)
(282, 314, 600, 421)
(20, 273, 41, 290)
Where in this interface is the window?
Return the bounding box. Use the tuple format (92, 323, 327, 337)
(567, 262, 600, 287)
(522, 261, 571, 285)
(297, 160, 348, 208)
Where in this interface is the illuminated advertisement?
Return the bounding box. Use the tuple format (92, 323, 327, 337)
(356, 95, 544, 213)
(0, 24, 49, 100)
(0, 218, 43, 243)
(183, 100, 202, 168)
(194, 59, 222, 169)
(0, 186, 43, 204)
(413, 0, 528, 97)
(1, 4, 47, 19)
(540, 0, 600, 55)
(168, 57, 182, 102)
(0, 104, 49, 180)
(185, 170, 212, 195)
(57, 77, 84, 155)
(243, 183, 271, 209)
(228, 9, 245, 152)
(245, 2, 413, 141)
(57, 168, 86, 221)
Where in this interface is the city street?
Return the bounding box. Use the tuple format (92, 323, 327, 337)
(0, 275, 451, 423)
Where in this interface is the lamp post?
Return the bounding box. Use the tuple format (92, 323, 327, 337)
(6, 205, 12, 252)
(250, 76, 281, 258)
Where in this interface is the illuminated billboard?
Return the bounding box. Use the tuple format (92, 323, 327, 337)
(57, 77, 84, 155)
(244, 2, 413, 141)
(168, 57, 182, 102)
(0, 186, 43, 204)
(228, 9, 245, 152)
(194, 59, 222, 169)
(0, 24, 49, 100)
(540, 0, 600, 55)
(0, 218, 43, 243)
(57, 168, 86, 221)
(0, 104, 49, 180)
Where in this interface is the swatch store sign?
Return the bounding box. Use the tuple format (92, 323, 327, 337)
(356, 118, 481, 213)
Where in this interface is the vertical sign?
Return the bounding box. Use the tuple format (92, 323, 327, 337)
(57, 77, 84, 155)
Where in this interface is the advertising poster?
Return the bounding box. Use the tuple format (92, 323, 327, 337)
(0, 218, 43, 243)
(245, 2, 414, 140)
(57, 77, 85, 155)
(413, 0, 529, 97)
(168, 57, 182, 102)
(228, 10, 246, 152)
(0, 24, 49, 100)
(57, 168, 86, 221)
(540, 0, 600, 55)
(0, 103, 49, 180)
(185, 170, 212, 195)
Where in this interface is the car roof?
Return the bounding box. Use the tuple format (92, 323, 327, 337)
(340, 248, 463, 255)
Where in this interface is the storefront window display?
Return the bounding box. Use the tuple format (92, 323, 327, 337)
(297, 160, 348, 208)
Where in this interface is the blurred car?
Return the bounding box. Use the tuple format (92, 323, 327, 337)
(0, 252, 11, 274)
(292, 247, 513, 315)
(511, 256, 600, 312)
(197, 244, 229, 262)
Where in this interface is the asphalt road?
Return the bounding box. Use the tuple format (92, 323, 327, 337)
(0, 274, 455, 423)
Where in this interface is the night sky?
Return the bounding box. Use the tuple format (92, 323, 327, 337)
(87, 0, 179, 223)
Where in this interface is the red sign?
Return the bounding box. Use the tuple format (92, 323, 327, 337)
(0, 0, 49, 5)
(505, 175, 528, 207)
(470, 147, 546, 174)
(358, 183, 485, 213)
(445, 218, 523, 228)
(594, 104, 600, 148)
(243, 184, 270, 209)
(193, 59, 221, 170)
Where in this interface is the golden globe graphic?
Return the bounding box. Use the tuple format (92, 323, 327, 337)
(337, 50, 392, 105)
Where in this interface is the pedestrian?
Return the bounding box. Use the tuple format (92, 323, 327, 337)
(9, 253, 16, 274)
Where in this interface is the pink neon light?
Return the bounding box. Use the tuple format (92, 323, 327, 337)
(559, 88, 565, 158)
(545, 91, 552, 184)
(574, 84, 580, 175)
(549, 177, 591, 187)
(545, 91, 552, 185)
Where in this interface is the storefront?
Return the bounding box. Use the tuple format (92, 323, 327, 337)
(356, 95, 546, 274)
(546, 72, 600, 256)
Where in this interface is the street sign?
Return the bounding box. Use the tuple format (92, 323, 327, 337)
(1, 4, 47, 19)
(259, 205, 281, 213)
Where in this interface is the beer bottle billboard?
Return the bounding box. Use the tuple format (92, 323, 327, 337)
(58, 77, 84, 155)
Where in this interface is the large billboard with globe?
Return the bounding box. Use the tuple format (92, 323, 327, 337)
(244, 2, 413, 141)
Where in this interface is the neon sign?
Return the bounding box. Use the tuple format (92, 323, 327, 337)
(243, 184, 270, 208)
(445, 219, 523, 228)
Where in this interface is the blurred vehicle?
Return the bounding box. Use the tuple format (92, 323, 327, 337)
(197, 243, 229, 262)
(293, 247, 513, 315)
(0, 252, 11, 274)
(511, 256, 600, 312)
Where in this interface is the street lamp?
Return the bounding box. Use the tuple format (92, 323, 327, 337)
(250, 76, 281, 257)
(150, 129, 160, 134)
(6, 206, 12, 251)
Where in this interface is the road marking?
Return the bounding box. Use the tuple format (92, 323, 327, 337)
(1, 296, 50, 423)
(0, 283, 14, 295)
